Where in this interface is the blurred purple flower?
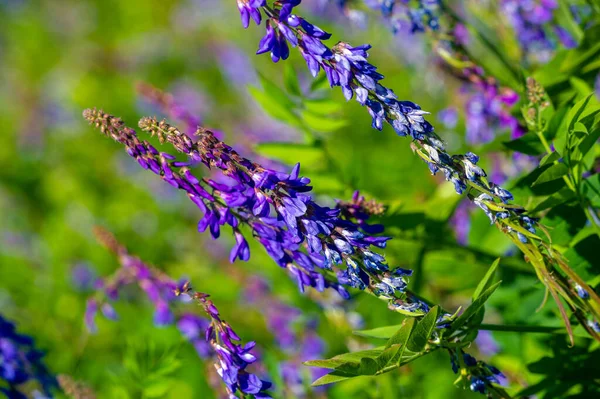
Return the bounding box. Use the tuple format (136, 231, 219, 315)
(475, 330, 500, 356)
(438, 107, 458, 129)
(215, 43, 258, 87)
(450, 201, 472, 245)
(70, 263, 97, 292)
(244, 276, 327, 397)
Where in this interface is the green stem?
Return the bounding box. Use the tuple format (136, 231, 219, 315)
(478, 323, 566, 334)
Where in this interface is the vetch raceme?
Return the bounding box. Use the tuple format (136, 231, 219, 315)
(234, 0, 600, 341)
(0, 315, 57, 399)
(86, 228, 273, 398)
(175, 286, 274, 398)
(83, 108, 431, 317)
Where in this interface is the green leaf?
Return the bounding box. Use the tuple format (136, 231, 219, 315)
(257, 73, 295, 108)
(565, 94, 597, 132)
(569, 77, 592, 98)
(545, 104, 569, 140)
(332, 348, 384, 363)
(530, 187, 577, 213)
(303, 359, 350, 370)
(385, 318, 416, 348)
(539, 151, 561, 166)
(301, 110, 349, 133)
(449, 281, 502, 333)
(311, 371, 355, 387)
(532, 163, 569, 186)
(354, 325, 402, 340)
(359, 357, 378, 375)
(143, 379, 172, 397)
(472, 258, 500, 300)
(254, 142, 324, 167)
(304, 98, 344, 115)
(406, 306, 440, 353)
(377, 318, 416, 369)
(578, 125, 600, 158)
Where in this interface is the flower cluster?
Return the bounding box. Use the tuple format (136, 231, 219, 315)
(85, 228, 272, 398)
(501, 0, 577, 64)
(175, 286, 273, 398)
(244, 277, 327, 397)
(83, 108, 429, 316)
(234, 0, 600, 340)
(449, 349, 506, 397)
(0, 315, 57, 399)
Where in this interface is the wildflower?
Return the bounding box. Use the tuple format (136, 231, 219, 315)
(475, 330, 500, 356)
(0, 315, 57, 397)
(86, 228, 273, 398)
(70, 263, 97, 292)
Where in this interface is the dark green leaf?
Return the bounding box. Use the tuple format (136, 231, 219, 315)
(503, 135, 545, 155)
(385, 318, 416, 348)
(530, 187, 577, 213)
(406, 306, 439, 353)
(377, 318, 416, 369)
(578, 125, 600, 158)
(359, 357, 378, 375)
(532, 163, 569, 186)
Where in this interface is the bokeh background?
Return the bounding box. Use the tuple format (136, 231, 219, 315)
(1, 0, 599, 398)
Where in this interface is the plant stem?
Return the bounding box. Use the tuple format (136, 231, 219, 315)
(478, 323, 565, 334)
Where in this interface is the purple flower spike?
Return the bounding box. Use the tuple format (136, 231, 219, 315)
(86, 229, 273, 397)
